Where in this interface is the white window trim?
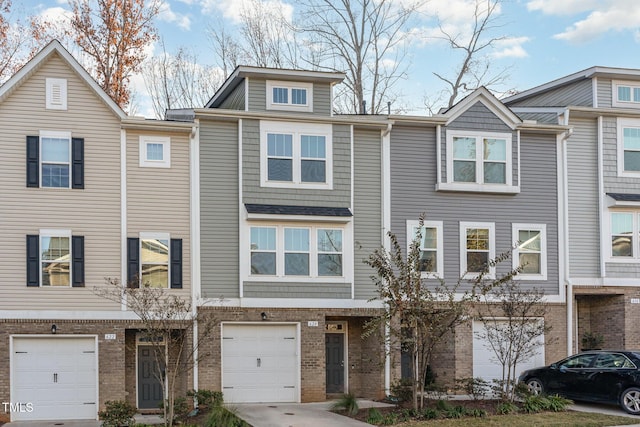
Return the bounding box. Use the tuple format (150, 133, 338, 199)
(612, 80, 640, 108)
(438, 130, 518, 193)
(139, 232, 171, 288)
(46, 78, 67, 110)
(139, 136, 171, 168)
(266, 80, 313, 112)
(260, 120, 333, 190)
(512, 223, 547, 280)
(40, 130, 72, 189)
(39, 228, 72, 288)
(459, 222, 495, 279)
(406, 220, 444, 279)
(244, 221, 352, 283)
(616, 118, 640, 177)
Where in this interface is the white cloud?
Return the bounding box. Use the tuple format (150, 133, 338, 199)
(526, 0, 600, 15)
(491, 36, 530, 59)
(37, 6, 72, 25)
(196, 0, 293, 23)
(418, 0, 503, 25)
(158, 1, 192, 30)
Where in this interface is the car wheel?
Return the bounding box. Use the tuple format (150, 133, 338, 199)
(526, 378, 544, 395)
(621, 387, 640, 415)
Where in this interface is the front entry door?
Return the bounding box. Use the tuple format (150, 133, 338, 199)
(138, 346, 164, 409)
(325, 333, 344, 393)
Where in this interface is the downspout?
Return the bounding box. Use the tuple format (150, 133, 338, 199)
(189, 122, 200, 397)
(561, 109, 574, 355)
(381, 121, 392, 396)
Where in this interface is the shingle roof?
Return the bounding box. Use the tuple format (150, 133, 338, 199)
(607, 193, 640, 202)
(245, 204, 352, 217)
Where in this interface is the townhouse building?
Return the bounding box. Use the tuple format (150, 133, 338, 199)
(505, 67, 640, 353)
(0, 41, 194, 422)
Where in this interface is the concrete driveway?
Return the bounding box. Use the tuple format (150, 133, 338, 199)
(570, 401, 640, 426)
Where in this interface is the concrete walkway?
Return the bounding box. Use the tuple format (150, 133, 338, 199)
(2, 413, 163, 426)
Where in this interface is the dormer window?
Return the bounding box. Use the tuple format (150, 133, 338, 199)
(613, 81, 640, 108)
(46, 78, 67, 110)
(266, 80, 313, 112)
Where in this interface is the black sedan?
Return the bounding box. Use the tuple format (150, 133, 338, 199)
(519, 350, 640, 415)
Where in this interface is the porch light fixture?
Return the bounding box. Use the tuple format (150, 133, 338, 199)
(51, 324, 57, 334)
(261, 312, 267, 321)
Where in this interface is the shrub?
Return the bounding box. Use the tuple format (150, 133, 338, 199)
(420, 407, 438, 419)
(455, 377, 490, 400)
(435, 399, 452, 412)
(99, 400, 137, 427)
(389, 378, 413, 403)
(496, 401, 519, 415)
(468, 408, 487, 418)
(366, 408, 384, 424)
(331, 392, 359, 416)
(187, 389, 223, 409)
(443, 405, 468, 419)
(205, 405, 250, 427)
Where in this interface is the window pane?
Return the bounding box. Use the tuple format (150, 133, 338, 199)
(318, 254, 342, 276)
(41, 236, 70, 260)
(42, 164, 69, 188)
(251, 252, 276, 275)
(318, 229, 342, 252)
(42, 137, 70, 162)
(141, 264, 168, 288)
(518, 230, 541, 251)
(484, 162, 506, 183)
(285, 253, 309, 275)
(292, 88, 307, 105)
(141, 238, 169, 264)
(301, 159, 325, 182)
(419, 250, 437, 272)
(273, 87, 288, 103)
(453, 137, 476, 159)
(519, 253, 541, 274)
(612, 213, 633, 257)
(285, 228, 309, 251)
(612, 236, 632, 257)
(251, 227, 276, 250)
(453, 160, 475, 182)
(147, 143, 164, 161)
(624, 152, 640, 171)
(484, 138, 506, 161)
(268, 158, 293, 181)
(41, 236, 70, 287)
(301, 135, 326, 158)
(467, 252, 488, 272)
(624, 128, 640, 150)
(467, 228, 489, 250)
(42, 262, 70, 286)
(635, 88, 640, 102)
(619, 86, 631, 102)
(267, 134, 293, 156)
(612, 213, 633, 235)
(422, 228, 437, 250)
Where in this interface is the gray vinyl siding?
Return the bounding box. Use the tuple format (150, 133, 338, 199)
(218, 82, 245, 110)
(242, 120, 351, 207)
(515, 112, 560, 124)
(443, 102, 518, 184)
(507, 79, 593, 107)
(243, 282, 351, 298)
(391, 125, 560, 295)
(601, 116, 638, 192)
(605, 263, 640, 278)
(246, 78, 332, 116)
(566, 118, 600, 277)
(353, 128, 382, 300)
(200, 120, 240, 298)
(596, 78, 613, 108)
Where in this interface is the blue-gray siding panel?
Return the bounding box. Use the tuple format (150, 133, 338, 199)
(515, 112, 560, 124)
(219, 82, 246, 110)
(602, 116, 640, 193)
(596, 78, 613, 109)
(242, 121, 351, 206)
(507, 80, 593, 107)
(353, 128, 382, 300)
(243, 281, 351, 298)
(391, 125, 560, 295)
(200, 120, 240, 298)
(605, 263, 640, 278)
(247, 78, 332, 116)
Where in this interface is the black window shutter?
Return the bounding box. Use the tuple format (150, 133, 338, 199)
(26, 235, 39, 286)
(72, 138, 84, 189)
(170, 239, 183, 289)
(72, 236, 85, 287)
(127, 237, 140, 288)
(26, 136, 39, 188)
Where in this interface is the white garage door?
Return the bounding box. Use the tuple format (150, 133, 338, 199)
(222, 324, 299, 403)
(11, 337, 98, 421)
(472, 320, 544, 383)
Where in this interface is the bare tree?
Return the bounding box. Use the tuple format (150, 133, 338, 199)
(297, 0, 417, 114)
(67, 0, 161, 109)
(96, 279, 217, 427)
(430, 0, 511, 110)
(143, 41, 223, 118)
(208, 20, 244, 80)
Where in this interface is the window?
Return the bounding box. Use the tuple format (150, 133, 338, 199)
(127, 234, 182, 288)
(460, 222, 495, 278)
(266, 80, 313, 112)
(261, 121, 332, 189)
(617, 119, 640, 176)
(560, 354, 596, 370)
(406, 220, 443, 278)
(26, 133, 84, 189)
(26, 230, 84, 287)
(139, 136, 170, 168)
(46, 78, 67, 110)
(441, 130, 516, 193)
(613, 81, 640, 108)
(611, 212, 634, 258)
(249, 225, 344, 278)
(512, 224, 547, 280)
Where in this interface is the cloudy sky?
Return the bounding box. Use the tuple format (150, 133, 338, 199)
(15, 0, 640, 117)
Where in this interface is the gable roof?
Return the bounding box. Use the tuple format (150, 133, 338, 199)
(205, 65, 346, 109)
(440, 86, 521, 130)
(0, 39, 126, 119)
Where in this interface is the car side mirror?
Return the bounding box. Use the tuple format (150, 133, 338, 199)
(550, 363, 557, 369)
(559, 365, 567, 373)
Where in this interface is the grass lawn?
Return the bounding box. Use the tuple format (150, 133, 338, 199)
(397, 411, 640, 426)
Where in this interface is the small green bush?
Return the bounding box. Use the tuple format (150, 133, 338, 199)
(435, 399, 453, 412)
(545, 394, 573, 411)
(187, 389, 223, 409)
(468, 408, 487, 418)
(420, 407, 438, 419)
(443, 405, 468, 419)
(99, 400, 137, 427)
(205, 405, 250, 427)
(496, 401, 519, 415)
(331, 392, 359, 416)
(455, 377, 491, 400)
(389, 378, 413, 403)
(366, 408, 384, 424)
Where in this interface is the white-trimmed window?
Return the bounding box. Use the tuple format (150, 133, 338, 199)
(266, 80, 313, 112)
(617, 118, 640, 176)
(406, 220, 443, 278)
(46, 78, 67, 110)
(40, 130, 71, 188)
(613, 81, 640, 108)
(140, 136, 171, 168)
(460, 222, 495, 278)
(512, 224, 547, 280)
(40, 229, 71, 286)
(441, 130, 516, 193)
(610, 212, 635, 259)
(260, 121, 332, 189)
(249, 225, 344, 278)
(140, 232, 170, 288)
